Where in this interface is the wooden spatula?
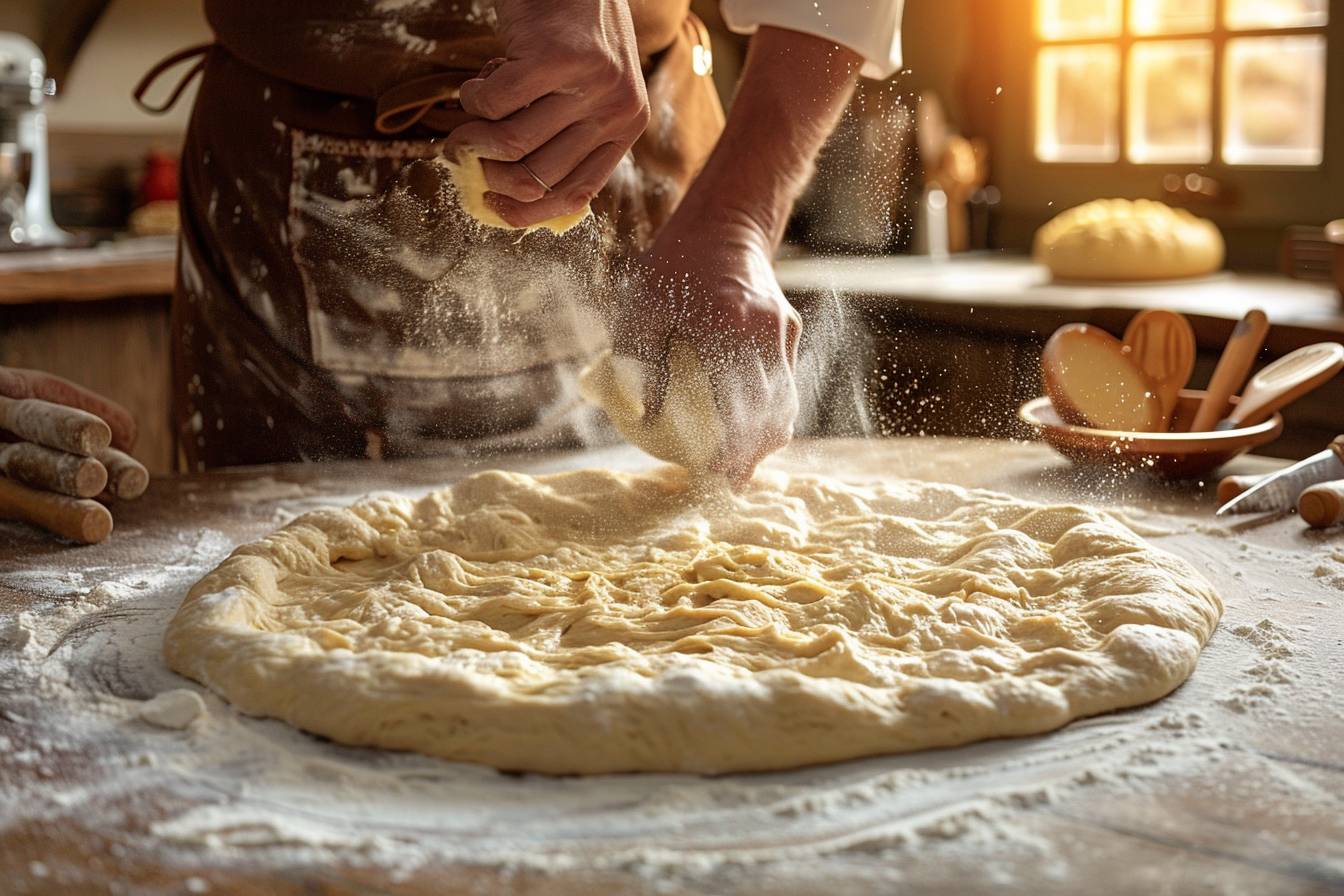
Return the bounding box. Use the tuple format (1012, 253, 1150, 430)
(1123, 309, 1195, 429)
(1216, 342, 1344, 430)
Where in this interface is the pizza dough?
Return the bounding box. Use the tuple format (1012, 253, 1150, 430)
(1034, 199, 1224, 282)
(446, 151, 590, 235)
(165, 465, 1221, 775)
(579, 343, 727, 473)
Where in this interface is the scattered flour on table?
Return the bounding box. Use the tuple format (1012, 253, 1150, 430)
(138, 690, 208, 730)
(2, 494, 1340, 889)
(183, 478, 311, 505)
(1215, 618, 1302, 716)
(1313, 556, 1344, 593)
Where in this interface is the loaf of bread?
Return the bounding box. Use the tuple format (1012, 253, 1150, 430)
(1034, 198, 1224, 282)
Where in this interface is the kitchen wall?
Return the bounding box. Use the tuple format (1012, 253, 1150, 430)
(0, 0, 211, 227)
(1, 0, 209, 133)
(897, 0, 973, 129)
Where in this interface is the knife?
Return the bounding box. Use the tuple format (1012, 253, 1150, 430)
(1216, 435, 1344, 516)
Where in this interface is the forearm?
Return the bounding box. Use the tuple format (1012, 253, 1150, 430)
(674, 27, 862, 246)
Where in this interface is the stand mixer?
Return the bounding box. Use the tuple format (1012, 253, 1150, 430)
(0, 32, 71, 250)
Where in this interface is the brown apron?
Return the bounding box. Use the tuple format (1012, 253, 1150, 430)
(140, 3, 723, 470)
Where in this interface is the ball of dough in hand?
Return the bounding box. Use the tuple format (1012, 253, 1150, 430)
(446, 151, 590, 235)
(579, 343, 727, 474)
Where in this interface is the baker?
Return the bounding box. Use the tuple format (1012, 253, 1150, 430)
(7, 2, 904, 510)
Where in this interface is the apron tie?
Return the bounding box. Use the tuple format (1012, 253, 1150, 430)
(133, 43, 212, 115)
(374, 71, 476, 134)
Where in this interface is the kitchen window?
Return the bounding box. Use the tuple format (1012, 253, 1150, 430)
(1034, 0, 1329, 167)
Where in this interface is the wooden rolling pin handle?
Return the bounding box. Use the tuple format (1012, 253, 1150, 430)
(0, 442, 107, 498)
(0, 396, 112, 456)
(0, 475, 113, 544)
(97, 447, 149, 500)
(1217, 474, 1263, 506)
(1298, 481, 1344, 529)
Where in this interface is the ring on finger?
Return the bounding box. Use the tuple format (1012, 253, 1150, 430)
(519, 160, 552, 193)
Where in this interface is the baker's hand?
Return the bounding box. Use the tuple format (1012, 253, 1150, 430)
(611, 214, 802, 483)
(0, 367, 136, 451)
(443, 0, 649, 229)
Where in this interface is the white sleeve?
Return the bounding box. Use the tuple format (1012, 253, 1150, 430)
(719, 0, 906, 80)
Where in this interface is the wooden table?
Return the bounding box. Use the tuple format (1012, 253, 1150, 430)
(0, 238, 176, 306)
(2, 438, 1342, 895)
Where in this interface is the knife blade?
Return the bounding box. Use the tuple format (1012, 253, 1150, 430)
(1216, 448, 1344, 515)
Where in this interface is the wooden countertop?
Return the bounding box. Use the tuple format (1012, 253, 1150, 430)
(778, 253, 1344, 348)
(2, 438, 1342, 895)
(0, 237, 176, 304)
(6, 242, 1341, 334)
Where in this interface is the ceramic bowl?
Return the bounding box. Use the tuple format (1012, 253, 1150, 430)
(1019, 389, 1283, 479)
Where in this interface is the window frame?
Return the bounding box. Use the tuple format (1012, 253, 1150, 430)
(965, 0, 1344, 262)
(1031, 0, 1331, 171)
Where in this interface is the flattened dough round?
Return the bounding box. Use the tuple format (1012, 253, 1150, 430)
(1034, 198, 1224, 282)
(165, 467, 1221, 774)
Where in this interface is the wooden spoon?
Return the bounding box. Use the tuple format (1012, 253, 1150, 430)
(1041, 323, 1164, 431)
(1190, 309, 1269, 432)
(1216, 342, 1344, 430)
(1123, 309, 1195, 429)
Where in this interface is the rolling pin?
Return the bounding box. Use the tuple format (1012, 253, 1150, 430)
(0, 395, 111, 456)
(0, 442, 107, 498)
(1298, 481, 1344, 529)
(97, 447, 149, 499)
(0, 475, 113, 544)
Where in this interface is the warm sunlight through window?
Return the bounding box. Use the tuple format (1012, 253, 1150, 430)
(1033, 0, 1329, 166)
(1127, 40, 1214, 163)
(1037, 0, 1124, 39)
(1225, 0, 1328, 29)
(1223, 34, 1327, 164)
(1131, 0, 1215, 34)
(1036, 45, 1121, 161)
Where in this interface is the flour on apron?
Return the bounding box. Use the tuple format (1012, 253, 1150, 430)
(163, 3, 720, 469)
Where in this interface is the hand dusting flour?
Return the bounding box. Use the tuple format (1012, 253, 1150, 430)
(2, 474, 1341, 892)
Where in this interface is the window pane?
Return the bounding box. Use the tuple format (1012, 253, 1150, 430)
(1037, 0, 1123, 40)
(1128, 41, 1213, 163)
(1036, 45, 1120, 162)
(1130, 0, 1215, 34)
(1223, 35, 1326, 165)
(1225, 0, 1328, 30)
